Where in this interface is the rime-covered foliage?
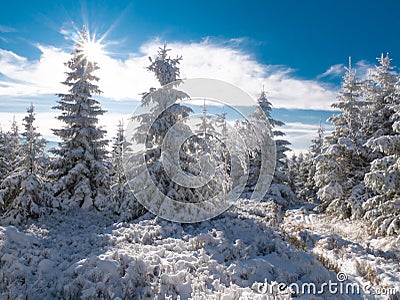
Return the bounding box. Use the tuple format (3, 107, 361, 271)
(132, 44, 194, 204)
(195, 100, 216, 136)
(288, 125, 324, 203)
(363, 54, 400, 235)
(315, 60, 367, 217)
(110, 121, 145, 221)
(287, 152, 311, 201)
(297, 124, 325, 202)
(247, 89, 294, 204)
(50, 28, 110, 210)
(312, 54, 400, 235)
(147, 43, 182, 86)
(188, 103, 232, 202)
(0, 131, 6, 183)
(0, 119, 20, 182)
(0, 105, 55, 224)
(287, 153, 303, 198)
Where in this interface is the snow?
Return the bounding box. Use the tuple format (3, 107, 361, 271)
(1, 39, 399, 300)
(0, 200, 380, 299)
(282, 205, 400, 299)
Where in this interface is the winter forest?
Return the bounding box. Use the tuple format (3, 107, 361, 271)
(0, 27, 399, 299)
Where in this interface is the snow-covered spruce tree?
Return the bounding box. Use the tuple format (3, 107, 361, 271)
(0, 130, 10, 183)
(132, 43, 195, 204)
(314, 59, 367, 217)
(0, 104, 55, 224)
(133, 44, 192, 148)
(302, 123, 325, 202)
(248, 89, 295, 204)
(0, 130, 5, 182)
(0, 118, 21, 182)
(51, 28, 110, 210)
(190, 102, 232, 202)
(110, 121, 145, 221)
(362, 53, 400, 235)
(216, 110, 229, 142)
(287, 152, 310, 201)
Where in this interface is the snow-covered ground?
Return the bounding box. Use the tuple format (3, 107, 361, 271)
(0, 200, 398, 299)
(282, 206, 400, 300)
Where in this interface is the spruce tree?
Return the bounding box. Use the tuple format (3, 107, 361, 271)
(127, 43, 199, 219)
(287, 153, 303, 199)
(0, 104, 54, 224)
(0, 118, 21, 182)
(134, 43, 192, 195)
(0, 130, 8, 183)
(303, 123, 324, 202)
(51, 27, 110, 210)
(363, 53, 400, 235)
(314, 59, 367, 217)
(248, 89, 295, 204)
(110, 121, 144, 221)
(192, 102, 232, 202)
(127, 44, 235, 221)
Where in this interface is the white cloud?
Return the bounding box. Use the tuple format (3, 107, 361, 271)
(283, 122, 333, 154)
(0, 46, 69, 96)
(317, 63, 344, 79)
(0, 39, 338, 110)
(0, 38, 340, 152)
(354, 60, 375, 80)
(0, 111, 132, 145)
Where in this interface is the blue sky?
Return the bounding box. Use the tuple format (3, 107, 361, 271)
(1, 0, 400, 153)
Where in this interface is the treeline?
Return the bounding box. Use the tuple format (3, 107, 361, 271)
(0, 27, 296, 224)
(289, 55, 399, 236)
(0, 27, 398, 236)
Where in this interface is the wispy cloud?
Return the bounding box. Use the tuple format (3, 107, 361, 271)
(283, 122, 333, 154)
(317, 63, 344, 79)
(0, 25, 17, 33)
(354, 60, 375, 80)
(318, 59, 377, 82)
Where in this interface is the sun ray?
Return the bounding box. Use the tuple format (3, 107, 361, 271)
(83, 37, 106, 62)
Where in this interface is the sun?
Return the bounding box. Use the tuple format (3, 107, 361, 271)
(83, 39, 106, 63)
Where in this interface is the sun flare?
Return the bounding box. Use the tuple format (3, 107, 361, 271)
(83, 39, 105, 62)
